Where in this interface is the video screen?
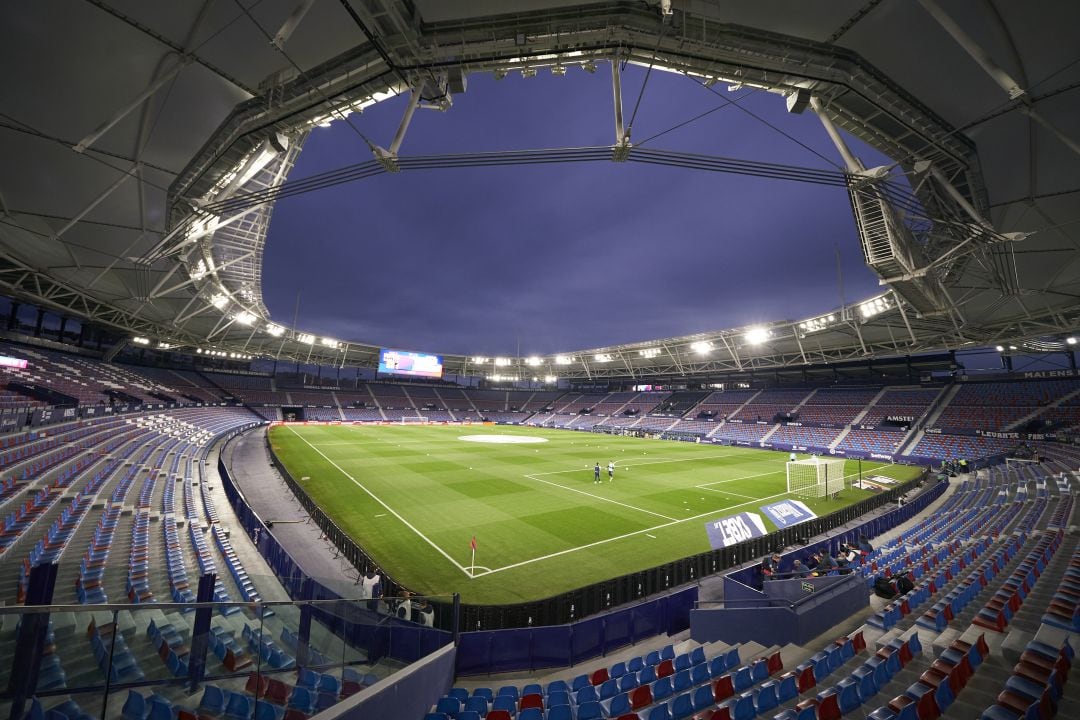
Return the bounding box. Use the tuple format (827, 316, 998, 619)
(378, 348, 443, 379)
(0, 355, 28, 369)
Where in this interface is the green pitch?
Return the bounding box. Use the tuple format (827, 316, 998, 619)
(268, 424, 920, 604)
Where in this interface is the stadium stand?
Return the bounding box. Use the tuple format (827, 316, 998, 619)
(860, 387, 943, 426)
(711, 421, 775, 444)
(795, 387, 880, 425)
(687, 390, 759, 420)
(730, 389, 812, 422)
(6, 340, 1080, 720)
(769, 424, 844, 450)
(836, 428, 906, 456)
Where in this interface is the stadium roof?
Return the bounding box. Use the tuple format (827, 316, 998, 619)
(1, 0, 1078, 380)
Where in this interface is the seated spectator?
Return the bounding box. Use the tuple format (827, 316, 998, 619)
(838, 543, 860, 566)
(811, 551, 839, 576)
(790, 559, 808, 578)
(761, 553, 781, 579)
(857, 534, 873, 554)
(417, 599, 435, 627)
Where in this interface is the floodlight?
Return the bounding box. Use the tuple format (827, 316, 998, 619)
(639, 348, 661, 358)
(1068, 337, 1077, 345)
(132, 337, 149, 345)
(196, 348, 203, 354)
(1009, 345, 1018, 350)
(234, 311, 256, 326)
(582, 60, 597, 73)
(189, 259, 209, 281)
(266, 324, 285, 337)
(494, 357, 511, 366)
(521, 67, 536, 78)
(297, 333, 315, 344)
(210, 293, 228, 309)
(594, 353, 613, 363)
(995, 345, 1005, 352)
(744, 327, 770, 344)
(471, 356, 489, 364)
(551, 65, 566, 76)
(554, 355, 573, 365)
(544, 375, 557, 383)
(526, 356, 542, 366)
(691, 341, 711, 354)
(157, 342, 174, 349)
(321, 337, 339, 348)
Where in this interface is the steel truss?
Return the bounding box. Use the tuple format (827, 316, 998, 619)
(5, 1, 1076, 380)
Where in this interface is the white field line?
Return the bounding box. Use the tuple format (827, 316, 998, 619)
(290, 426, 895, 580)
(521, 473, 677, 521)
(695, 468, 785, 488)
(527, 453, 781, 478)
(286, 425, 474, 578)
(471, 485, 796, 578)
(700, 488, 760, 500)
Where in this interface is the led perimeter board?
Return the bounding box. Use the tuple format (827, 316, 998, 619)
(377, 348, 444, 379)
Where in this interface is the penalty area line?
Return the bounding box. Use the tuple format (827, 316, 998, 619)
(470, 486, 797, 578)
(522, 473, 676, 521)
(698, 487, 761, 500)
(285, 425, 474, 578)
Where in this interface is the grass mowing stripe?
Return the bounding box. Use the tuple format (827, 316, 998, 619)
(285, 424, 472, 578)
(269, 425, 922, 602)
(521, 472, 677, 521)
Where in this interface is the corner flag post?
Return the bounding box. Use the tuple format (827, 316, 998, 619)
(470, 535, 477, 577)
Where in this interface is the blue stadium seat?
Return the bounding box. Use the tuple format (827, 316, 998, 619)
(254, 701, 284, 720)
(651, 676, 673, 703)
(670, 692, 694, 719)
(835, 677, 861, 713)
(121, 691, 147, 720)
(607, 693, 631, 717)
(546, 680, 569, 695)
(619, 673, 640, 693)
(463, 696, 488, 715)
(754, 680, 778, 713)
(646, 704, 672, 720)
(547, 706, 573, 720)
(691, 684, 713, 712)
(199, 686, 227, 717)
(435, 696, 460, 717)
(577, 701, 603, 720)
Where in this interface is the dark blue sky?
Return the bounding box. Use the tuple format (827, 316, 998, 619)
(262, 65, 893, 356)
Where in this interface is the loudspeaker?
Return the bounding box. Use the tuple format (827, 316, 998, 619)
(786, 88, 811, 114)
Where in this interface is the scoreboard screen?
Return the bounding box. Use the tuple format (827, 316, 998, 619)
(377, 348, 444, 379)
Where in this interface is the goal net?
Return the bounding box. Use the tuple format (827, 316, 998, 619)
(787, 457, 846, 498)
(400, 415, 429, 425)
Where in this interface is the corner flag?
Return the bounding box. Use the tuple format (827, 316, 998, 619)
(470, 536, 477, 551)
(469, 535, 477, 577)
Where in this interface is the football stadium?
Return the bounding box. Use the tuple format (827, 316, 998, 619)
(1, 2, 1079, 720)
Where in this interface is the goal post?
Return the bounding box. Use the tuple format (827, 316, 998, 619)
(787, 457, 846, 498)
(400, 415, 429, 425)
